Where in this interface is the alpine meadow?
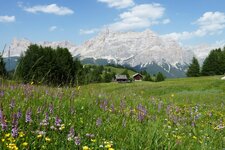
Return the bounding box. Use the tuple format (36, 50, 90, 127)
(1, 0, 225, 150)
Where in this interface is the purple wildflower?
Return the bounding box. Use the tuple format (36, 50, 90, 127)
(74, 136, 81, 145)
(0, 108, 3, 120)
(49, 103, 54, 114)
(137, 104, 147, 122)
(96, 117, 102, 127)
(0, 90, 4, 97)
(40, 112, 49, 126)
(55, 116, 62, 127)
(25, 108, 32, 123)
(12, 125, 18, 138)
(67, 127, 75, 141)
(12, 113, 18, 127)
(120, 100, 126, 112)
(166, 105, 171, 115)
(158, 101, 163, 112)
(110, 104, 115, 112)
(37, 107, 41, 114)
(100, 100, 108, 111)
(17, 108, 22, 119)
(1, 116, 7, 131)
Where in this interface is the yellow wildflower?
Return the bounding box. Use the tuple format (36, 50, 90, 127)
(193, 136, 197, 140)
(22, 142, 28, 147)
(91, 139, 96, 142)
(1, 139, 5, 142)
(7, 143, 18, 150)
(45, 137, 51, 142)
(83, 146, 89, 150)
(105, 144, 112, 148)
(171, 94, 174, 97)
(37, 134, 42, 139)
(5, 133, 11, 138)
(59, 124, 65, 130)
(108, 148, 114, 150)
(19, 132, 25, 138)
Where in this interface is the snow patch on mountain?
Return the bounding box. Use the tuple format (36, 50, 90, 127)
(3, 38, 76, 57)
(75, 29, 194, 67)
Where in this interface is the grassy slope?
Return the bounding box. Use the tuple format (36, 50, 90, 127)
(80, 75, 225, 104)
(104, 66, 136, 77)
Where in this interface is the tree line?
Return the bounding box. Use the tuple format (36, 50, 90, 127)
(187, 47, 225, 77)
(0, 44, 166, 85)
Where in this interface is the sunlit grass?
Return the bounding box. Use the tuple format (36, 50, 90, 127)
(0, 76, 224, 149)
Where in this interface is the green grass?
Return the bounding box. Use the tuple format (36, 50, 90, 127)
(104, 66, 136, 77)
(0, 76, 224, 149)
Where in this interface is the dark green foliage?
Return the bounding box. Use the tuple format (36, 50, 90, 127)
(78, 65, 104, 84)
(201, 48, 225, 76)
(140, 70, 153, 81)
(103, 71, 115, 83)
(106, 63, 137, 72)
(155, 72, 165, 82)
(0, 54, 6, 77)
(16, 44, 78, 86)
(121, 69, 130, 79)
(186, 57, 200, 77)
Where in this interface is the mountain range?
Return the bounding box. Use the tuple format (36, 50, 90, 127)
(2, 29, 224, 77)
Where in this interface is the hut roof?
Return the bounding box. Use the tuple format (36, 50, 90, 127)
(132, 73, 143, 77)
(115, 75, 128, 80)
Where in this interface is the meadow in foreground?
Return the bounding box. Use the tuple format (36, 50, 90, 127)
(0, 76, 224, 149)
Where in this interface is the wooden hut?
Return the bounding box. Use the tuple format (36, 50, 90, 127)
(115, 75, 128, 83)
(132, 73, 143, 81)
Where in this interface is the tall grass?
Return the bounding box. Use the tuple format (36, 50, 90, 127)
(0, 76, 224, 149)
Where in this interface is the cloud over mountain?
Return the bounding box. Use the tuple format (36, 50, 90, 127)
(23, 4, 74, 16)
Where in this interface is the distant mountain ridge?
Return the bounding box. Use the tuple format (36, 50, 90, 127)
(2, 29, 223, 77)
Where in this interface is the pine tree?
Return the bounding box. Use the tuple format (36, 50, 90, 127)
(16, 44, 80, 86)
(201, 48, 225, 76)
(0, 54, 6, 77)
(186, 57, 200, 77)
(155, 72, 165, 82)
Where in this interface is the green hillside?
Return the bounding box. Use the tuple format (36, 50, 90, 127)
(80, 75, 225, 104)
(104, 66, 136, 77)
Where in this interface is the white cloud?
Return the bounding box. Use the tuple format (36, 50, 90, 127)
(0, 16, 15, 23)
(97, 0, 134, 9)
(163, 11, 225, 41)
(195, 11, 225, 36)
(80, 29, 99, 35)
(162, 18, 170, 24)
(107, 3, 166, 31)
(49, 26, 57, 32)
(23, 4, 74, 16)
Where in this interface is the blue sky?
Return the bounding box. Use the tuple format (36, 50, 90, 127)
(1, 0, 225, 50)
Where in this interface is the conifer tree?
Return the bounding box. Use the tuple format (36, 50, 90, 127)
(202, 48, 225, 76)
(186, 57, 200, 77)
(0, 54, 6, 77)
(155, 72, 165, 82)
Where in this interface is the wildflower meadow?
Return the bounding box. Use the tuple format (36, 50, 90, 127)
(0, 76, 224, 149)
